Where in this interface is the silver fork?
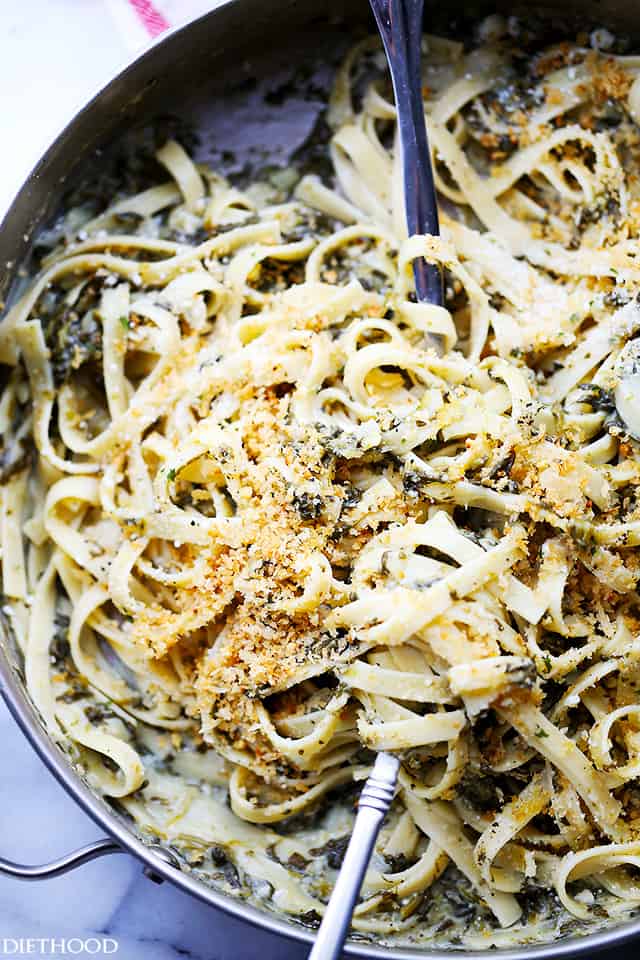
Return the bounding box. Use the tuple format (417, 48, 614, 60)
(308, 3, 442, 958)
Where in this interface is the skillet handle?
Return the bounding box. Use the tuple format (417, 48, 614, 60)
(0, 838, 124, 880)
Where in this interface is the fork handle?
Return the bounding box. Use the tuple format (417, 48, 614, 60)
(370, 0, 443, 305)
(308, 753, 400, 960)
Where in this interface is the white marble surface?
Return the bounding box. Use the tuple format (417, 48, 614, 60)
(0, 3, 309, 958)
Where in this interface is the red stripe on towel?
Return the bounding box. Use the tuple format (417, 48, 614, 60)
(127, 0, 170, 37)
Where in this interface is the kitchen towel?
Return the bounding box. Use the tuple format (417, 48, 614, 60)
(106, 0, 218, 50)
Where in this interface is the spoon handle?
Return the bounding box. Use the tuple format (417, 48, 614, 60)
(370, 0, 443, 305)
(307, 753, 400, 960)
(308, 9, 439, 959)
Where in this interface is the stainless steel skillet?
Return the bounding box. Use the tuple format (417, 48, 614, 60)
(0, 1, 640, 956)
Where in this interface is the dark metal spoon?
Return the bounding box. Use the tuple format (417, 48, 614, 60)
(308, 4, 442, 958)
(374, 0, 443, 305)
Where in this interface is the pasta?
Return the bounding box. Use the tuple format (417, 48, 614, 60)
(3, 16, 640, 947)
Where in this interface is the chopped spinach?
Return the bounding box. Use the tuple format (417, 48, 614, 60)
(292, 490, 324, 521)
(310, 834, 350, 869)
(42, 280, 104, 387)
